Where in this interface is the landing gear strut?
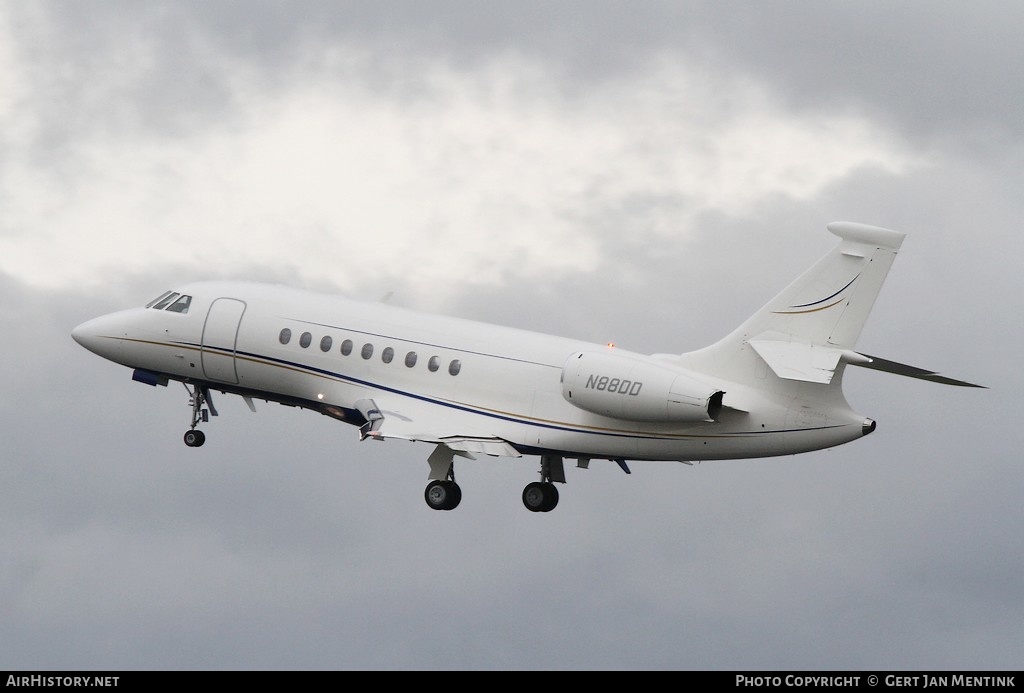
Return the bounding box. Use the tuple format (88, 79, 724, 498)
(183, 383, 215, 447)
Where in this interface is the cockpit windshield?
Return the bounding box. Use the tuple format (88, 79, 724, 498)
(145, 291, 175, 308)
(145, 291, 192, 314)
(165, 294, 191, 313)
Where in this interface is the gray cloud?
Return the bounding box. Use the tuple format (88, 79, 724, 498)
(14, 1, 1022, 148)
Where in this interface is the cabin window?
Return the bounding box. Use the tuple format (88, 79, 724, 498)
(165, 295, 192, 314)
(320, 336, 333, 352)
(300, 332, 312, 348)
(279, 328, 292, 345)
(428, 356, 441, 372)
(381, 347, 394, 364)
(405, 351, 417, 368)
(361, 343, 374, 359)
(449, 359, 462, 376)
(341, 339, 353, 356)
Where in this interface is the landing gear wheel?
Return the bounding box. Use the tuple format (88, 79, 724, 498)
(183, 430, 206, 447)
(522, 481, 558, 512)
(424, 480, 461, 511)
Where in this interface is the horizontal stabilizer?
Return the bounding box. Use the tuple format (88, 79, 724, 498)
(851, 353, 987, 388)
(749, 339, 850, 384)
(749, 339, 983, 388)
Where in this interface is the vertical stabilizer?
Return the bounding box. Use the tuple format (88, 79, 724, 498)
(681, 222, 905, 385)
(739, 222, 905, 349)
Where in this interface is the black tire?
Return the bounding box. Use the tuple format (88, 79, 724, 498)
(541, 482, 559, 512)
(183, 430, 205, 447)
(446, 482, 462, 510)
(425, 480, 459, 511)
(522, 482, 547, 512)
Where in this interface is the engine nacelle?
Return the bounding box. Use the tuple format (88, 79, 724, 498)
(561, 351, 725, 423)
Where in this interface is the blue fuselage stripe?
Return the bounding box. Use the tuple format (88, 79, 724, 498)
(182, 339, 844, 442)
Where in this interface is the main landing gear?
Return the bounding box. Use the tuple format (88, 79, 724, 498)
(183, 383, 217, 447)
(424, 478, 462, 511)
(522, 454, 564, 512)
(421, 447, 565, 512)
(522, 481, 559, 512)
(424, 476, 563, 512)
(423, 444, 462, 510)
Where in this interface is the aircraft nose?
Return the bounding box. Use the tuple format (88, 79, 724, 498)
(70, 321, 89, 348)
(70, 315, 103, 354)
(71, 313, 125, 360)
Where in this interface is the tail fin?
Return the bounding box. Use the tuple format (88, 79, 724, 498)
(739, 221, 905, 349)
(682, 222, 905, 385)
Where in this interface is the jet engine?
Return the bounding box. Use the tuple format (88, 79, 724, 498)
(561, 351, 724, 423)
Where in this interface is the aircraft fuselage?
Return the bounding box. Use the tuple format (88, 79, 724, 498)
(72, 280, 869, 464)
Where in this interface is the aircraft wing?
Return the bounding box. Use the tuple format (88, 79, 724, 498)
(354, 396, 522, 457)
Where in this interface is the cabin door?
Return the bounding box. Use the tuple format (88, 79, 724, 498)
(201, 298, 246, 384)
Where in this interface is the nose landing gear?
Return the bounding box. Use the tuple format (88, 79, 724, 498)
(183, 383, 216, 447)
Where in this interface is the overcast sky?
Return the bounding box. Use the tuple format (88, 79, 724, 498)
(1, 1, 1020, 671)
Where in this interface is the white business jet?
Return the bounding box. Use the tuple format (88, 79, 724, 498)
(72, 222, 982, 512)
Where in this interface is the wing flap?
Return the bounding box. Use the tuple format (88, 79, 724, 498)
(360, 396, 522, 457)
(437, 437, 521, 457)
